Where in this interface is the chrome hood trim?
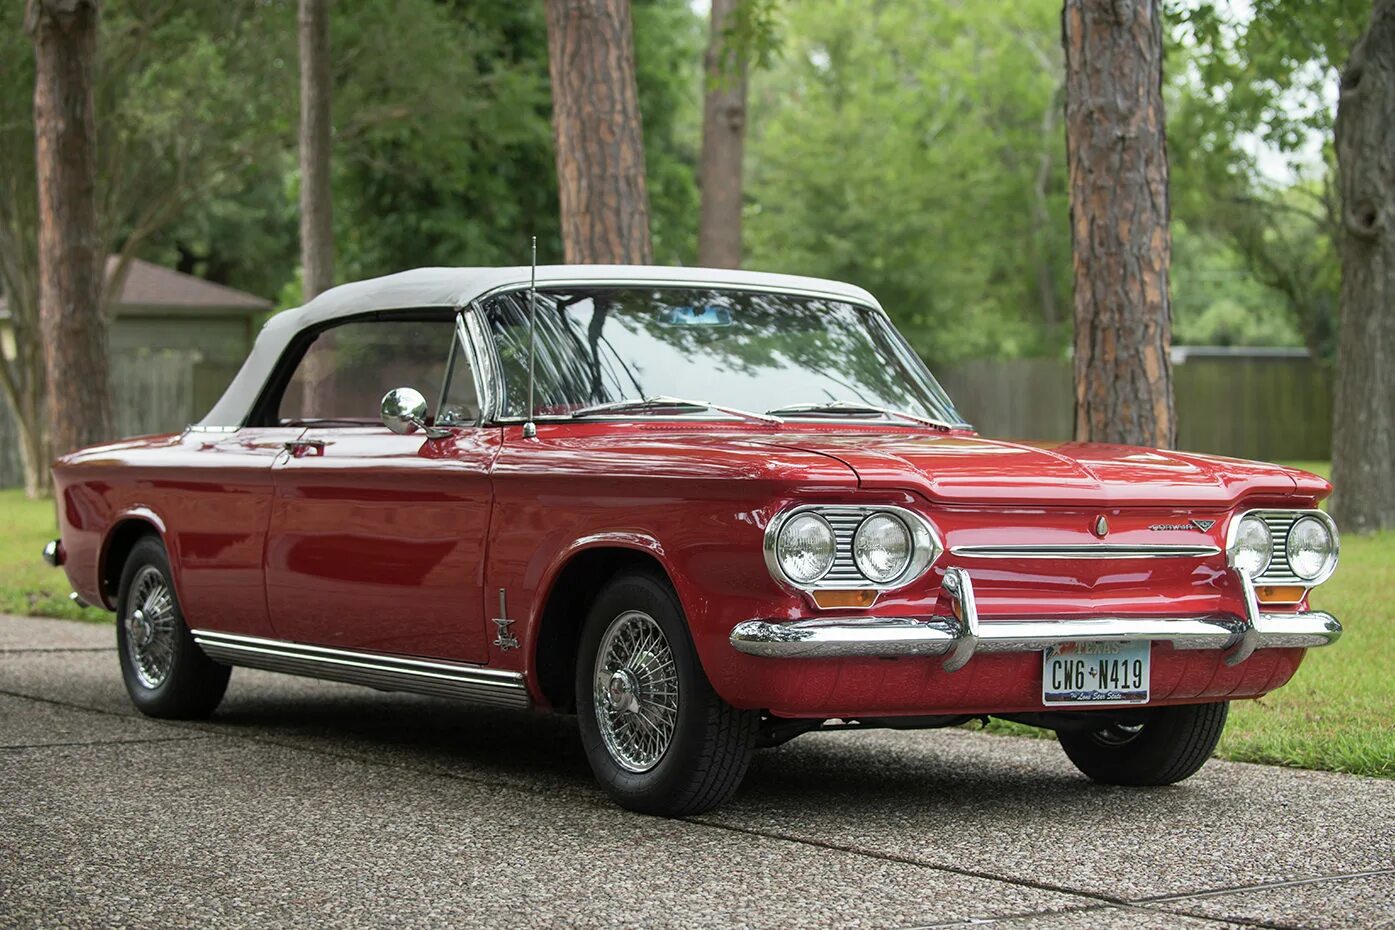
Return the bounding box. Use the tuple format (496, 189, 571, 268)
(950, 543, 1220, 559)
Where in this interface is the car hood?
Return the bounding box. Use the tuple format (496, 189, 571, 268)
(773, 432, 1327, 508)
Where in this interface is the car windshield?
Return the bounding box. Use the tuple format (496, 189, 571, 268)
(484, 287, 966, 425)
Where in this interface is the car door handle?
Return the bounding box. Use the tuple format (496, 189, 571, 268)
(284, 439, 326, 457)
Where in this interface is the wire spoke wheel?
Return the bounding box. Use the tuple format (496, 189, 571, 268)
(124, 565, 179, 689)
(593, 610, 680, 773)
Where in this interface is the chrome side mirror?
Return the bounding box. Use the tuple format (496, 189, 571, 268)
(380, 387, 449, 438)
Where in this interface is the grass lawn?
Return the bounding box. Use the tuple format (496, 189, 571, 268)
(0, 488, 90, 620)
(2, 469, 1391, 777)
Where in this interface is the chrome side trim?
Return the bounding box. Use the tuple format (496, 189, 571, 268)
(191, 630, 530, 709)
(949, 543, 1221, 559)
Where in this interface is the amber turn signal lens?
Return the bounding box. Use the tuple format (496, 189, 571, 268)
(811, 589, 878, 610)
(1257, 585, 1305, 605)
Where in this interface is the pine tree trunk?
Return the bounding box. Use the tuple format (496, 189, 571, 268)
(298, 0, 334, 299)
(697, 0, 747, 269)
(1063, 0, 1175, 448)
(1331, 0, 1395, 534)
(546, 0, 653, 265)
(28, 0, 111, 463)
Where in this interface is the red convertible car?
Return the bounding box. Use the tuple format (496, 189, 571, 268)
(45, 265, 1341, 815)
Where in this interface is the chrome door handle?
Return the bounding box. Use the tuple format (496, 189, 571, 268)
(283, 439, 326, 456)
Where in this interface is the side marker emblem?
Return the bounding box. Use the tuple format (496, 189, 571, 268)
(1093, 515, 1109, 538)
(492, 588, 519, 651)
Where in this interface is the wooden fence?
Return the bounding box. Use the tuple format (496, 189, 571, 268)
(936, 352, 1332, 461)
(0, 350, 238, 489)
(0, 349, 1332, 490)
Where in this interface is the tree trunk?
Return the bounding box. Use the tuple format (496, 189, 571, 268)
(299, 0, 334, 299)
(697, 0, 747, 269)
(1062, 0, 1175, 448)
(1331, 0, 1395, 534)
(545, 0, 653, 265)
(28, 0, 111, 462)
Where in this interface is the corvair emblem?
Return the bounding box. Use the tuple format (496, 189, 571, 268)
(1148, 519, 1216, 532)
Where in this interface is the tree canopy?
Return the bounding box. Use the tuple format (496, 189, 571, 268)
(0, 0, 1360, 361)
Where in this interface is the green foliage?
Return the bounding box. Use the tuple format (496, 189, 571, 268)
(146, 0, 702, 307)
(722, 0, 783, 72)
(744, 0, 1066, 363)
(1171, 221, 1305, 347)
(1165, 0, 1366, 361)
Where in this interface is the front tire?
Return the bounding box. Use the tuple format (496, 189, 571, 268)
(1057, 702, 1229, 786)
(116, 536, 230, 719)
(576, 572, 759, 816)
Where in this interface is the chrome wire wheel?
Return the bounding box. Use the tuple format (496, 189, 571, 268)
(124, 565, 179, 689)
(593, 610, 680, 773)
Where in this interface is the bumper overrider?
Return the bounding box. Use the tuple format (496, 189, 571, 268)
(730, 566, 1341, 669)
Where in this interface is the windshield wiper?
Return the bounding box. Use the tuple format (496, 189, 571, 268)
(765, 401, 957, 431)
(570, 395, 783, 425)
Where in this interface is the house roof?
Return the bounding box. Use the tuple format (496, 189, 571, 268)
(0, 256, 272, 320)
(199, 264, 883, 427)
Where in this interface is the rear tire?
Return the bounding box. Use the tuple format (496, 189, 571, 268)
(576, 571, 759, 816)
(116, 536, 230, 719)
(1057, 702, 1228, 786)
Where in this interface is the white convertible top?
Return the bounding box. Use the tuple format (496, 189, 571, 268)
(198, 264, 882, 427)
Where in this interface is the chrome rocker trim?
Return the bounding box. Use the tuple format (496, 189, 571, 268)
(191, 630, 531, 709)
(729, 567, 1341, 669)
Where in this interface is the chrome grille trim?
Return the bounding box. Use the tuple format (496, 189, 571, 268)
(950, 543, 1221, 559)
(192, 630, 530, 709)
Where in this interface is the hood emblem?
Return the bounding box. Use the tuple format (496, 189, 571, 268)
(1093, 515, 1109, 538)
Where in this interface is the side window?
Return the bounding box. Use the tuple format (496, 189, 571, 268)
(277, 317, 456, 424)
(436, 330, 481, 427)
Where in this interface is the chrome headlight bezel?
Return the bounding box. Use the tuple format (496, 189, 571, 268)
(772, 512, 837, 584)
(1226, 508, 1339, 589)
(1285, 512, 1340, 584)
(764, 504, 942, 592)
(1226, 513, 1273, 578)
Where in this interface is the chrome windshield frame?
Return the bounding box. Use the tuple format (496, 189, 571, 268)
(462, 280, 972, 429)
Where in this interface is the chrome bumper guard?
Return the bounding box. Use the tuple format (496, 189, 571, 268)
(729, 566, 1341, 669)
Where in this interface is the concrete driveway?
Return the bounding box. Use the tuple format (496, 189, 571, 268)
(1, 614, 1391, 930)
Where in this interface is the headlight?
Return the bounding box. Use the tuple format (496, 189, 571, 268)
(775, 513, 836, 584)
(1228, 514, 1273, 576)
(1286, 514, 1338, 581)
(853, 513, 912, 583)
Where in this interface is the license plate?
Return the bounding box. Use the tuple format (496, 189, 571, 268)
(1042, 640, 1150, 706)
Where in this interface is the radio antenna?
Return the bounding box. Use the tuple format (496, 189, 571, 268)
(522, 236, 538, 439)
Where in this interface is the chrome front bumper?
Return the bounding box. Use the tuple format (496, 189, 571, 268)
(729, 567, 1341, 669)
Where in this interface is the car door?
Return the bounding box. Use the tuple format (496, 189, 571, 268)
(162, 424, 306, 640)
(263, 310, 498, 663)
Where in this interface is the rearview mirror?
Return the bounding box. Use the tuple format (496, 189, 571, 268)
(380, 387, 449, 438)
